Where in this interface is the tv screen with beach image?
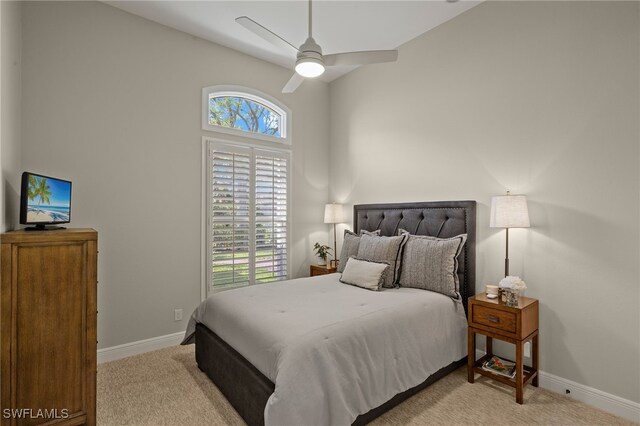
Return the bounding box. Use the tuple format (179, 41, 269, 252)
(25, 174, 71, 223)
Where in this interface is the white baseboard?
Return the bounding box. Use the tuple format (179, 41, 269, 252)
(538, 371, 640, 423)
(97, 331, 185, 364)
(474, 349, 640, 422)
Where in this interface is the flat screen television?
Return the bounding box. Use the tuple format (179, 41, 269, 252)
(20, 172, 72, 230)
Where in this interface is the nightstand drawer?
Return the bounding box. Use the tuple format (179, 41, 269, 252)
(472, 305, 516, 333)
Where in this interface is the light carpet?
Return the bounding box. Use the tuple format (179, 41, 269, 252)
(97, 345, 634, 425)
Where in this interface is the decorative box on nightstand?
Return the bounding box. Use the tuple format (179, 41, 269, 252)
(310, 264, 337, 276)
(467, 292, 539, 404)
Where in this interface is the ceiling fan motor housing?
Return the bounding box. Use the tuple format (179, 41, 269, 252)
(295, 36, 325, 77)
(298, 36, 323, 61)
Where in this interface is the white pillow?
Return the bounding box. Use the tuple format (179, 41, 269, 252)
(339, 257, 390, 291)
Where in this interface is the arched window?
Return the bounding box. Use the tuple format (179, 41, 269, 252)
(202, 85, 291, 144)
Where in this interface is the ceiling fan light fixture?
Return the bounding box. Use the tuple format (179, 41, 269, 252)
(295, 57, 325, 78)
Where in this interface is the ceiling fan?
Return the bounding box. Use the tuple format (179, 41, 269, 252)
(236, 0, 398, 93)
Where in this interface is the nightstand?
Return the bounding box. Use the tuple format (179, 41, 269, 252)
(467, 293, 539, 404)
(310, 264, 337, 276)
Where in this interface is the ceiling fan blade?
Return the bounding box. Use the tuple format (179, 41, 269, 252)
(236, 16, 299, 54)
(324, 50, 398, 67)
(282, 73, 305, 93)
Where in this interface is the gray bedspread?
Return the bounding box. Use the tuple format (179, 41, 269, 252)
(182, 273, 467, 426)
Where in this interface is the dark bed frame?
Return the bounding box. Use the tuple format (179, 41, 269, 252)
(196, 200, 477, 426)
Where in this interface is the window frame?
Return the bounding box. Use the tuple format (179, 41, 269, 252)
(202, 85, 292, 145)
(201, 137, 292, 298)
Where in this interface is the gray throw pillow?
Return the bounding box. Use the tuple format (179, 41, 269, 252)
(356, 233, 408, 288)
(339, 257, 390, 291)
(337, 229, 380, 273)
(398, 233, 467, 298)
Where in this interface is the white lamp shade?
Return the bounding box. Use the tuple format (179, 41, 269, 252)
(489, 194, 530, 228)
(324, 203, 344, 224)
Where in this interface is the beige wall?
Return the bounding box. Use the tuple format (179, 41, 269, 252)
(329, 1, 639, 403)
(1, 0, 22, 232)
(20, 1, 330, 348)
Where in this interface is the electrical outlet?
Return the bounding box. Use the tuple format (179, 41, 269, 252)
(524, 341, 531, 358)
(174, 308, 183, 321)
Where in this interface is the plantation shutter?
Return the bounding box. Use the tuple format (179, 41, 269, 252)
(255, 151, 288, 284)
(209, 141, 289, 291)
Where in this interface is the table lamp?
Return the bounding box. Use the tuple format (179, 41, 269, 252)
(324, 203, 344, 268)
(489, 191, 530, 277)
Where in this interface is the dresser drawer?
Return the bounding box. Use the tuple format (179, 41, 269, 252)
(472, 305, 516, 333)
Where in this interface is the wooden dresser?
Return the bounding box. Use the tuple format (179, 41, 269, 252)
(1, 229, 97, 426)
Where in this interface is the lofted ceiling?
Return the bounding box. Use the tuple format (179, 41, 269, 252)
(105, 1, 481, 82)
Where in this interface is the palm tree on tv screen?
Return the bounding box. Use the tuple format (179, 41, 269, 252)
(30, 177, 52, 208)
(27, 175, 38, 200)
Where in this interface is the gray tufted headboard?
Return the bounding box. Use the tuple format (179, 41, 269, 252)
(354, 200, 477, 313)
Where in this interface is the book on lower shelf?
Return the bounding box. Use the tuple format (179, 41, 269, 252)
(482, 355, 516, 379)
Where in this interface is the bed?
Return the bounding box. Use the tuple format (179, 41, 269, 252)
(183, 200, 476, 426)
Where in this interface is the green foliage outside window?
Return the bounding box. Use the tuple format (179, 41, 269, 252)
(209, 96, 281, 137)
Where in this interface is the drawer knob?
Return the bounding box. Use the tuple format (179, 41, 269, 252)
(487, 315, 500, 323)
